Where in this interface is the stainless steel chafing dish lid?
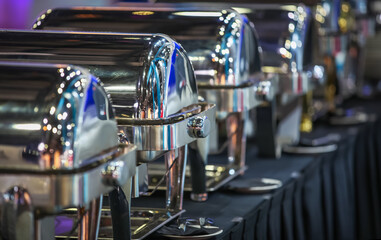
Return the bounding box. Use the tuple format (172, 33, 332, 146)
(245, 4, 314, 76)
(0, 62, 121, 171)
(0, 30, 198, 121)
(34, 7, 262, 88)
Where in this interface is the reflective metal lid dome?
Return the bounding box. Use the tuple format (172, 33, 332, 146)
(34, 7, 262, 87)
(0, 62, 118, 170)
(0, 30, 198, 120)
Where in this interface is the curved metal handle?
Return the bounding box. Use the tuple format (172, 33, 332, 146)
(187, 116, 211, 138)
(254, 80, 274, 102)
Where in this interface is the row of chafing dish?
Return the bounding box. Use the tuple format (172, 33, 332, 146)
(0, 0, 374, 239)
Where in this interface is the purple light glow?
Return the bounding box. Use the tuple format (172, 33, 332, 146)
(55, 216, 74, 235)
(0, 0, 34, 29)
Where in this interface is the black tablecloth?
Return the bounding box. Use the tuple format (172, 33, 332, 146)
(136, 97, 381, 240)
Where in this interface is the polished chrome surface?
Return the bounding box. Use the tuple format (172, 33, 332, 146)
(198, 83, 264, 116)
(33, 6, 265, 200)
(0, 135, 136, 213)
(241, 4, 326, 153)
(0, 62, 137, 212)
(0, 30, 204, 151)
(112, 4, 322, 158)
(77, 196, 103, 240)
(165, 145, 187, 211)
(187, 116, 211, 138)
(226, 112, 246, 167)
(56, 207, 185, 240)
(102, 161, 131, 191)
(148, 163, 248, 192)
(158, 111, 247, 194)
(0, 62, 117, 170)
(0, 62, 137, 240)
(99, 3, 321, 95)
(35, 7, 263, 88)
(0, 30, 198, 121)
(118, 103, 215, 153)
(0, 31, 211, 238)
(35, 7, 267, 114)
(113, 3, 320, 93)
(131, 164, 149, 198)
(33, 7, 269, 200)
(0, 33, 203, 239)
(0, 30, 211, 239)
(247, 4, 320, 95)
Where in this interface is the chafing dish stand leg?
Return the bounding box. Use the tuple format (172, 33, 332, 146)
(77, 196, 103, 240)
(226, 112, 247, 169)
(256, 99, 280, 158)
(109, 187, 131, 240)
(166, 145, 187, 211)
(226, 112, 283, 193)
(192, 112, 249, 193)
(189, 139, 208, 202)
(283, 91, 339, 155)
(127, 150, 187, 240)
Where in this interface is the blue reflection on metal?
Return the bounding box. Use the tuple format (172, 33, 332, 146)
(147, 43, 170, 117)
(219, 13, 239, 110)
(55, 75, 84, 148)
(164, 42, 179, 149)
(169, 42, 179, 96)
(83, 77, 96, 112)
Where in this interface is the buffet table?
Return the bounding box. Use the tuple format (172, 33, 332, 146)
(134, 97, 381, 240)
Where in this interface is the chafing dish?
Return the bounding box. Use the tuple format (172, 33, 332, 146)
(177, 3, 328, 155)
(0, 30, 215, 239)
(0, 61, 136, 239)
(103, 3, 326, 157)
(34, 7, 276, 200)
(236, 4, 325, 157)
(155, 3, 325, 156)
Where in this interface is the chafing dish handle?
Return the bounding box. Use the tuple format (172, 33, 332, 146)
(187, 116, 211, 138)
(109, 187, 131, 240)
(189, 146, 207, 201)
(256, 100, 279, 158)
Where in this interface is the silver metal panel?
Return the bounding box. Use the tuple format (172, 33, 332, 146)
(0, 62, 137, 214)
(0, 30, 206, 152)
(35, 7, 263, 89)
(0, 30, 198, 120)
(0, 62, 118, 170)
